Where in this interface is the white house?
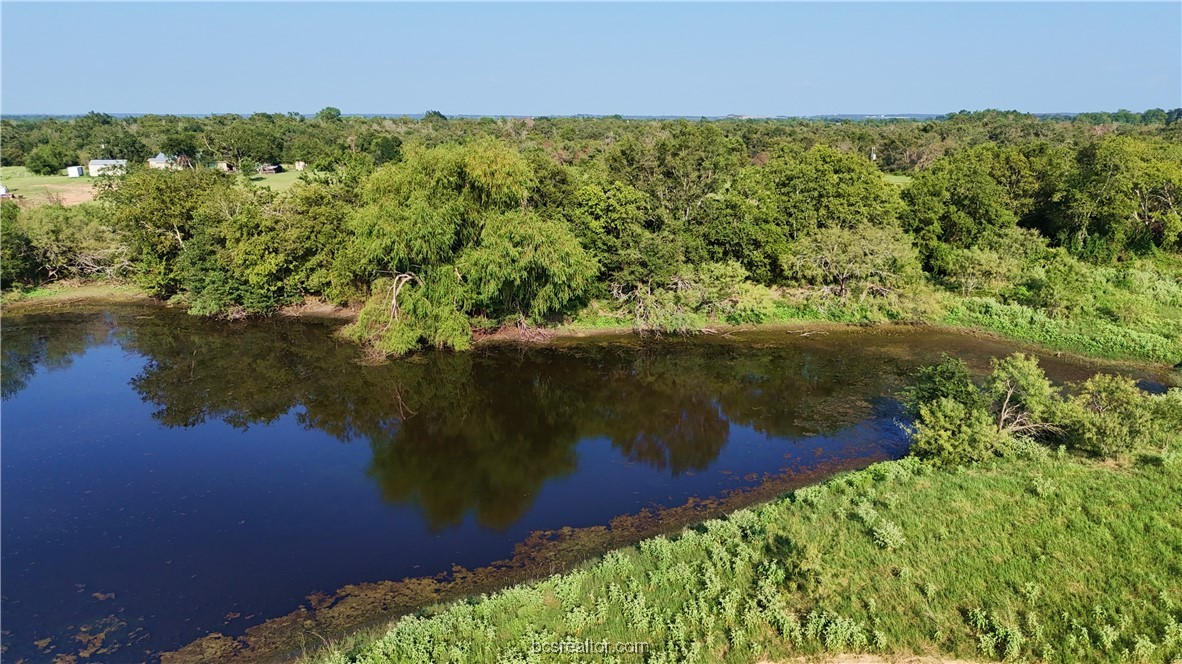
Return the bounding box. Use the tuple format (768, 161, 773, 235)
(147, 152, 174, 170)
(88, 159, 127, 176)
(66, 165, 85, 178)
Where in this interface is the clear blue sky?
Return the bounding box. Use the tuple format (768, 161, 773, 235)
(2, 2, 1179, 116)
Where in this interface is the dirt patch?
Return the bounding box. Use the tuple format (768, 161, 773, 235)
(161, 449, 890, 663)
(274, 297, 359, 321)
(12, 182, 97, 207)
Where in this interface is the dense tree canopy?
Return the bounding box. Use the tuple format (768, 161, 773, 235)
(3, 108, 1180, 356)
(339, 139, 598, 355)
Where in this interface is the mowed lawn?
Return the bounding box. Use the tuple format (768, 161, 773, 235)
(0, 166, 98, 205)
(881, 173, 913, 186)
(0, 165, 309, 204)
(246, 168, 304, 192)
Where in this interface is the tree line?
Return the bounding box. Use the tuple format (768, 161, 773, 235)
(2, 110, 1180, 358)
(4, 107, 1180, 176)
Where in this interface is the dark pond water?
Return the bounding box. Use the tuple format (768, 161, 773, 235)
(0, 306, 1158, 662)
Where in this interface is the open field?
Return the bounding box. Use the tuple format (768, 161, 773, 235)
(0, 166, 97, 205)
(0, 165, 308, 206)
(881, 173, 912, 186)
(247, 168, 304, 192)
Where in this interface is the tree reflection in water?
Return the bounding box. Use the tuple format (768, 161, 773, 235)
(3, 307, 918, 529)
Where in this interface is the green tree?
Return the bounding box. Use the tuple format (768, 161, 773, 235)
(781, 226, 919, 300)
(902, 146, 1018, 258)
(315, 106, 343, 123)
(608, 121, 744, 228)
(24, 143, 77, 175)
(457, 209, 598, 323)
(104, 167, 233, 295)
(1057, 137, 1182, 257)
(87, 124, 150, 161)
(340, 138, 597, 356)
(760, 145, 904, 236)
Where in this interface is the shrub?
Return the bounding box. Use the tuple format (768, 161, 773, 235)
(1059, 374, 1157, 457)
(1, 202, 37, 288)
(908, 397, 1010, 466)
(902, 354, 985, 415)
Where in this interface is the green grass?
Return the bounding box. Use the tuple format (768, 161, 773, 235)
(245, 168, 304, 192)
(0, 165, 96, 204)
(943, 297, 1182, 365)
(0, 165, 306, 201)
(882, 173, 913, 186)
(0, 281, 149, 312)
(314, 450, 1182, 663)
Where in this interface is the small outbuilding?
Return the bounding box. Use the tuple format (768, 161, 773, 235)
(88, 159, 128, 176)
(66, 165, 85, 178)
(147, 153, 175, 170)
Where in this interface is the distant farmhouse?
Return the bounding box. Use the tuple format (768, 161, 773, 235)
(147, 152, 177, 170)
(88, 159, 127, 176)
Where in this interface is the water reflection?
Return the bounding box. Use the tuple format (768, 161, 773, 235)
(2, 308, 918, 530)
(5, 306, 1146, 662)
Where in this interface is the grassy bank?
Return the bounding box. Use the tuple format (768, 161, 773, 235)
(0, 281, 152, 313)
(314, 450, 1182, 663)
(5, 280, 1180, 371)
(563, 288, 1182, 367)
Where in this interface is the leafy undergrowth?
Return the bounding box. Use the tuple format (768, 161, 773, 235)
(944, 297, 1182, 365)
(312, 452, 1182, 663)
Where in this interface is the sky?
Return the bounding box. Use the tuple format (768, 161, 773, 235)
(1, 2, 1179, 117)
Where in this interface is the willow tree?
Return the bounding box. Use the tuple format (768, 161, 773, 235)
(339, 138, 598, 357)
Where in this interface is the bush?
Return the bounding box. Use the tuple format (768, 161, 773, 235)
(905, 354, 1179, 464)
(1, 202, 37, 288)
(908, 397, 1010, 466)
(12, 203, 127, 282)
(725, 282, 780, 324)
(903, 354, 984, 415)
(1058, 374, 1158, 457)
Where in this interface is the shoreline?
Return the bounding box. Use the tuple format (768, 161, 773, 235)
(4, 282, 1176, 380)
(162, 449, 899, 663)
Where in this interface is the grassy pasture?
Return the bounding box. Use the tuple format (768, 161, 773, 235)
(0, 165, 97, 205)
(245, 167, 304, 192)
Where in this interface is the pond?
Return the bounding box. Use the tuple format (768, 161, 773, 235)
(0, 306, 1157, 662)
